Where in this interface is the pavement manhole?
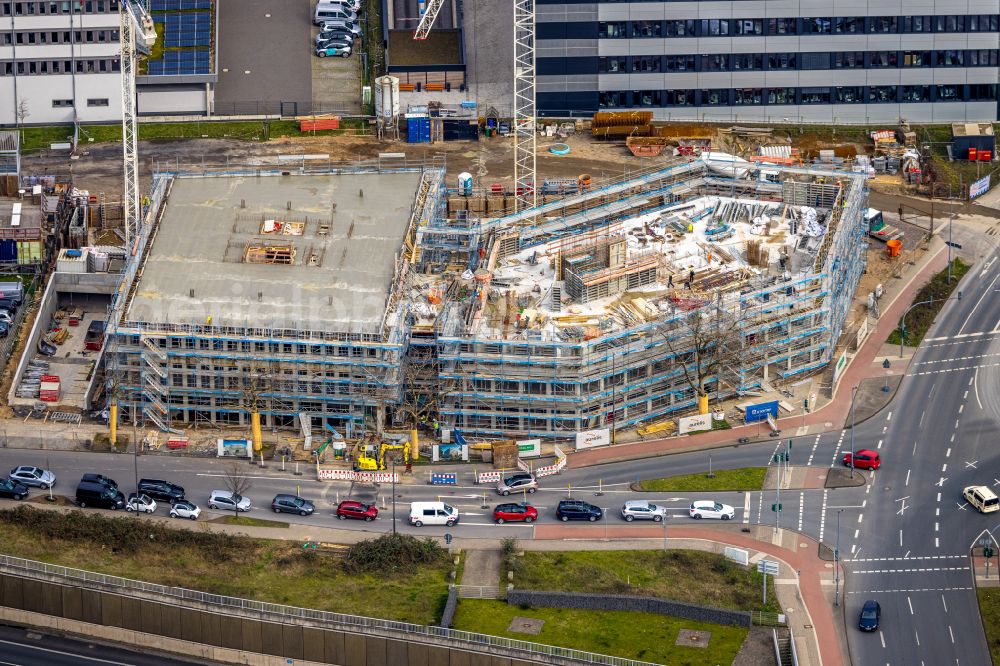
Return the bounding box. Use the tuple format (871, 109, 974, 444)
(507, 617, 544, 635)
(675, 629, 711, 648)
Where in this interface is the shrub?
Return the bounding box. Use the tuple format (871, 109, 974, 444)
(343, 533, 445, 574)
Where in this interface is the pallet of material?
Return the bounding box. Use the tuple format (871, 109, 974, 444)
(637, 419, 676, 438)
(298, 116, 340, 131)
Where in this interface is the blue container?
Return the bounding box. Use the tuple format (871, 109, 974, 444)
(407, 116, 431, 143)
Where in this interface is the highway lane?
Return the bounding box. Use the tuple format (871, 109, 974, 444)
(0, 624, 211, 665)
(844, 248, 1000, 666)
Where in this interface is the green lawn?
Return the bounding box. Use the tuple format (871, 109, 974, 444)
(887, 258, 971, 347)
(0, 507, 448, 625)
(453, 600, 747, 665)
(637, 467, 767, 492)
(979, 588, 1000, 665)
(514, 550, 780, 614)
(210, 515, 289, 529)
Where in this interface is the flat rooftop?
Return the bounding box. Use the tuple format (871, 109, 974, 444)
(127, 172, 423, 333)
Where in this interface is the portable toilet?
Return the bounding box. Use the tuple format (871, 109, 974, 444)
(457, 172, 473, 196)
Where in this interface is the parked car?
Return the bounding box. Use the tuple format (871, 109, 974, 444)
(689, 500, 735, 520)
(621, 499, 666, 522)
(843, 449, 880, 470)
(0, 478, 29, 500)
(137, 478, 185, 504)
(126, 493, 157, 514)
(409, 501, 459, 527)
(316, 37, 354, 51)
(318, 19, 361, 35)
(555, 499, 602, 522)
(0, 298, 19, 311)
(858, 599, 881, 631)
(964, 485, 999, 513)
(80, 473, 117, 490)
(208, 490, 252, 512)
(0, 321, 8, 338)
(313, 6, 357, 25)
(9, 465, 55, 489)
(0, 311, 13, 325)
(496, 472, 538, 496)
(315, 29, 356, 44)
(493, 503, 537, 524)
(76, 481, 126, 510)
(336, 500, 378, 521)
(318, 0, 361, 11)
(271, 493, 315, 516)
(169, 499, 201, 521)
(315, 45, 352, 58)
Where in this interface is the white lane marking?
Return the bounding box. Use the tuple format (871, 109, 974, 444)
(966, 460, 979, 469)
(899, 529, 903, 547)
(858, 513, 864, 523)
(936, 537, 940, 548)
(915, 630, 920, 647)
(908, 596, 914, 614)
(848, 587, 973, 594)
(905, 470, 911, 486)
(798, 491, 804, 531)
(886, 411, 893, 421)
(0, 638, 143, 665)
(974, 368, 984, 410)
(981, 255, 997, 277)
(818, 489, 828, 543)
(942, 464, 948, 472)
(847, 555, 965, 562)
(855, 529, 860, 539)
(942, 594, 949, 613)
(906, 361, 1000, 377)
(880, 632, 886, 649)
(852, 567, 969, 574)
(959, 404, 964, 414)
(946, 448, 951, 457)
(878, 439, 884, 450)
(959, 272, 1000, 333)
(743, 492, 751, 524)
(949, 625, 955, 644)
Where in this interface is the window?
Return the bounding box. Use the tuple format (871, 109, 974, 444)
(598, 57, 626, 73)
(969, 50, 999, 66)
(631, 56, 660, 72)
(598, 22, 626, 38)
(902, 51, 930, 67)
(630, 21, 661, 38)
(901, 85, 930, 102)
(767, 87, 796, 104)
(734, 88, 762, 105)
(51, 99, 73, 107)
(935, 15, 965, 32)
(835, 86, 864, 103)
(938, 50, 964, 67)
(834, 52, 864, 69)
(800, 87, 831, 104)
(734, 19, 763, 36)
(803, 18, 832, 34)
(701, 19, 730, 36)
(868, 17, 898, 33)
(969, 15, 1000, 31)
(768, 18, 796, 35)
(936, 84, 961, 101)
(87, 98, 109, 106)
(733, 53, 762, 70)
(700, 89, 728, 106)
(598, 91, 627, 108)
(768, 53, 796, 69)
(870, 51, 898, 68)
(800, 52, 830, 70)
(969, 84, 998, 101)
(665, 20, 695, 37)
(633, 90, 660, 106)
(665, 54, 695, 71)
(835, 17, 864, 33)
(903, 16, 932, 32)
(702, 54, 728, 71)
(664, 89, 694, 106)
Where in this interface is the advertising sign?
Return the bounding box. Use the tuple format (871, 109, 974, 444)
(517, 439, 541, 458)
(855, 317, 868, 349)
(833, 350, 848, 384)
(970, 176, 990, 199)
(744, 400, 780, 424)
(678, 413, 712, 434)
(575, 428, 610, 450)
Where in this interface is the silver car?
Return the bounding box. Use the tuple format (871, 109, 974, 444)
(621, 499, 666, 522)
(9, 465, 56, 489)
(208, 490, 252, 512)
(496, 473, 538, 496)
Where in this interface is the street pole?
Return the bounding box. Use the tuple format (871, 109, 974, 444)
(663, 516, 668, 552)
(835, 509, 843, 606)
(948, 211, 955, 282)
(849, 385, 858, 479)
(391, 460, 397, 534)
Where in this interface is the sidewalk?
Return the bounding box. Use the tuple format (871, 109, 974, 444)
(568, 238, 949, 468)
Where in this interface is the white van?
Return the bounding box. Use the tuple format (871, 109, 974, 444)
(409, 501, 459, 527)
(964, 485, 999, 513)
(314, 5, 358, 25)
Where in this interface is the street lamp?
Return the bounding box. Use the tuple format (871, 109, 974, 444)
(899, 293, 963, 358)
(391, 459, 397, 534)
(834, 509, 843, 607)
(662, 515, 668, 552)
(849, 385, 858, 479)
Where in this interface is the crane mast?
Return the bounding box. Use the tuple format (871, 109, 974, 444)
(119, 1, 155, 249)
(513, 0, 536, 213)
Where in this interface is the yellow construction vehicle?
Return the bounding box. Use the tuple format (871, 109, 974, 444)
(356, 441, 410, 471)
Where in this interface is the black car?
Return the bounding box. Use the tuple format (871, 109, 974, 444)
(0, 478, 29, 500)
(76, 481, 126, 510)
(271, 494, 315, 516)
(137, 478, 185, 504)
(316, 29, 356, 43)
(555, 499, 603, 522)
(858, 599, 881, 631)
(81, 473, 117, 490)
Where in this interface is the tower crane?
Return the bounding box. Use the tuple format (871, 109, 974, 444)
(513, 0, 537, 212)
(413, 0, 446, 40)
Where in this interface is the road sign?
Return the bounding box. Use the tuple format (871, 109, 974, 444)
(757, 560, 779, 576)
(946, 241, 963, 249)
(980, 535, 995, 548)
(970, 175, 990, 199)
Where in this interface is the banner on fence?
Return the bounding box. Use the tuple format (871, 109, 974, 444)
(317, 468, 355, 481)
(574, 428, 610, 450)
(316, 468, 398, 483)
(432, 443, 469, 462)
(430, 473, 457, 486)
(744, 400, 779, 424)
(832, 349, 848, 384)
(970, 175, 991, 199)
(517, 439, 541, 458)
(855, 317, 869, 349)
(356, 471, 398, 484)
(218, 438, 252, 458)
(678, 413, 712, 434)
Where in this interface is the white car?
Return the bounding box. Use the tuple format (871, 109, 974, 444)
(126, 492, 157, 514)
(169, 499, 201, 520)
(689, 500, 735, 520)
(9, 465, 56, 489)
(209, 490, 252, 512)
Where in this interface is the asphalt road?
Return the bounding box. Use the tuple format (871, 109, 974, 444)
(0, 624, 212, 665)
(841, 247, 1000, 666)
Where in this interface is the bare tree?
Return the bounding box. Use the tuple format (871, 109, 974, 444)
(223, 463, 253, 519)
(15, 98, 30, 131)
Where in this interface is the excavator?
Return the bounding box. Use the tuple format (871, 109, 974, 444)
(355, 440, 410, 471)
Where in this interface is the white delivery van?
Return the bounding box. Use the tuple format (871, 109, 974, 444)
(409, 501, 459, 527)
(314, 5, 358, 25)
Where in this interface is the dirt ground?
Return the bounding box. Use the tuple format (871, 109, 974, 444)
(732, 625, 782, 666)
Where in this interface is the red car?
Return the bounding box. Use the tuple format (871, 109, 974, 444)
(336, 500, 378, 521)
(843, 449, 881, 470)
(493, 503, 538, 524)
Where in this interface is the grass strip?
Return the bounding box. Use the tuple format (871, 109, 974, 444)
(886, 258, 971, 347)
(636, 467, 767, 492)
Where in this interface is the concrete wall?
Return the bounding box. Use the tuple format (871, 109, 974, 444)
(507, 590, 752, 628)
(0, 573, 546, 666)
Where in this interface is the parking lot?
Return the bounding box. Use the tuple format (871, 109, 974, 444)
(310, 0, 362, 115)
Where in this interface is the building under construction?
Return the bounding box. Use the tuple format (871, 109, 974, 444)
(95, 155, 867, 442)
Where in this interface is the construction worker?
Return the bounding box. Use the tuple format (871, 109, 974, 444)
(667, 274, 674, 288)
(689, 268, 695, 284)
